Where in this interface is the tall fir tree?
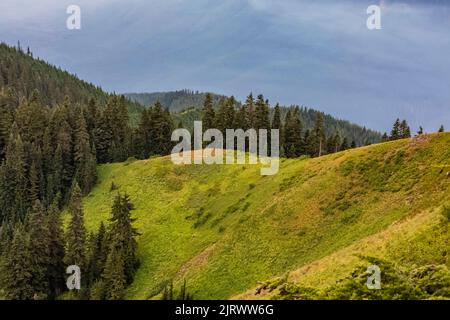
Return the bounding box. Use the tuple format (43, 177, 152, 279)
(108, 194, 139, 284)
(202, 93, 216, 130)
(244, 93, 255, 129)
(73, 109, 97, 194)
(0, 124, 29, 223)
(102, 246, 126, 300)
(51, 103, 74, 197)
(254, 94, 270, 130)
(136, 108, 152, 159)
(272, 103, 284, 155)
(284, 108, 303, 158)
(148, 101, 174, 156)
(27, 200, 51, 298)
(46, 197, 66, 298)
(399, 120, 411, 138)
(216, 97, 235, 132)
(86, 222, 108, 287)
(64, 182, 87, 272)
(390, 118, 401, 140)
(0, 224, 34, 299)
(312, 113, 326, 157)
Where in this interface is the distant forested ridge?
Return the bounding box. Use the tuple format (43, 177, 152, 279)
(125, 90, 227, 113)
(127, 91, 381, 146)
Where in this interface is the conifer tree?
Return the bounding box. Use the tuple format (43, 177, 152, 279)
(312, 113, 326, 157)
(27, 200, 51, 298)
(73, 109, 97, 193)
(326, 133, 339, 154)
(272, 103, 284, 154)
(108, 194, 139, 284)
(340, 137, 349, 151)
(47, 144, 64, 206)
(303, 129, 313, 156)
(136, 108, 152, 159)
(244, 93, 255, 129)
(438, 125, 445, 133)
(333, 134, 341, 153)
(29, 161, 40, 202)
(0, 89, 16, 160)
(102, 246, 126, 300)
(216, 97, 235, 132)
(94, 108, 113, 163)
(85, 98, 98, 139)
(147, 101, 174, 156)
(225, 96, 237, 129)
(64, 182, 87, 272)
(399, 120, 411, 138)
(417, 127, 424, 135)
(0, 124, 29, 223)
(284, 108, 303, 158)
(51, 104, 74, 195)
(0, 224, 34, 299)
(107, 95, 131, 162)
(234, 105, 248, 130)
(46, 197, 66, 298)
(86, 232, 98, 287)
(0, 223, 12, 256)
(86, 222, 107, 286)
(390, 118, 401, 140)
(15, 91, 49, 148)
(202, 93, 216, 130)
(254, 94, 270, 130)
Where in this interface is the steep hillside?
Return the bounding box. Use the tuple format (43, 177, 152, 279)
(81, 133, 450, 299)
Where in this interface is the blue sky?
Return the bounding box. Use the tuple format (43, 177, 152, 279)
(0, 0, 449, 132)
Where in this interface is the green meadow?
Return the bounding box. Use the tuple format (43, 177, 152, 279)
(81, 133, 450, 299)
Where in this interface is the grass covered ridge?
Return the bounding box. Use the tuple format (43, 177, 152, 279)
(82, 133, 450, 299)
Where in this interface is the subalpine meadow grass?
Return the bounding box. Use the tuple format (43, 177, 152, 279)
(81, 133, 450, 299)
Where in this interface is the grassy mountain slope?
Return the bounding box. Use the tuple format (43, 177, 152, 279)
(81, 132, 450, 299)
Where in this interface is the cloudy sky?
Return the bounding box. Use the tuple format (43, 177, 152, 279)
(0, 0, 449, 132)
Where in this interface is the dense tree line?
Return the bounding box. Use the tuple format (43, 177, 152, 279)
(201, 93, 358, 158)
(176, 94, 380, 145)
